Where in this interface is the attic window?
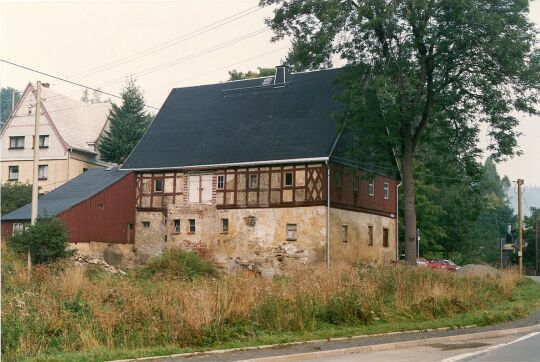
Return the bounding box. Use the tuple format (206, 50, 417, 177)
(97, 203, 104, 209)
(262, 77, 273, 86)
(284, 172, 293, 187)
(155, 178, 164, 192)
(249, 174, 258, 189)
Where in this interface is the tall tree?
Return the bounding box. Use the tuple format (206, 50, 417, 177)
(98, 79, 152, 164)
(228, 67, 275, 80)
(262, 0, 540, 264)
(1, 87, 21, 126)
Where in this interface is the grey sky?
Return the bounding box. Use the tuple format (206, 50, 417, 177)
(0, 0, 539, 185)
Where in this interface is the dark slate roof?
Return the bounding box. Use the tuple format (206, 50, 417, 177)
(1, 168, 130, 221)
(121, 68, 344, 170)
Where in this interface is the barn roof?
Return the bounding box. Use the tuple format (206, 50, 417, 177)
(1, 168, 130, 221)
(121, 67, 345, 170)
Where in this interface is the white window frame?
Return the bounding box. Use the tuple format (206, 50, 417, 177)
(368, 179, 375, 196)
(284, 172, 294, 187)
(188, 219, 196, 233)
(8, 166, 19, 181)
(38, 165, 48, 180)
(383, 182, 389, 199)
(221, 218, 229, 233)
(39, 135, 49, 148)
(216, 175, 225, 190)
(286, 223, 297, 241)
(9, 136, 24, 149)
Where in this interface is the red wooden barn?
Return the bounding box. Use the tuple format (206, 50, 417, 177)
(1, 168, 136, 243)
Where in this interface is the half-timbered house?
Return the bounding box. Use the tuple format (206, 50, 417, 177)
(121, 66, 399, 274)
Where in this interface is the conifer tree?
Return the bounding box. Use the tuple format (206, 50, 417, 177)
(98, 79, 152, 164)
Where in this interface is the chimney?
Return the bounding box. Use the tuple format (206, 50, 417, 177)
(274, 65, 290, 85)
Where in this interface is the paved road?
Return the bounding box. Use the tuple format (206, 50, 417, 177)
(460, 332, 540, 361)
(299, 332, 540, 362)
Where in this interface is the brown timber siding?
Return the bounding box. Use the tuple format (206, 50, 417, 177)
(59, 173, 136, 243)
(330, 162, 397, 217)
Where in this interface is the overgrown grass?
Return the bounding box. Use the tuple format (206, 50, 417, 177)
(2, 245, 539, 362)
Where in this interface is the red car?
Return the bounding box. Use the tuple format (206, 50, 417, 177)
(427, 259, 450, 270)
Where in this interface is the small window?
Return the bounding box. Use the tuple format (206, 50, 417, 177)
(28, 107, 32, 115)
(341, 225, 348, 242)
(222, 218, 229, 233)
(38, 165, 48, 180)
(189, 219, 196, 233)
(336, 172, 342, 188)
(383, 182, 389, 199)
(9, 136, 24, 149)
(249, 174, 258, 189)
(164, 235, 168, 242)
(368, 179, 375, 196)
(284, 172, 293, 187)
(286, 223, 297, 241)
(155, 178, 164, 192)
(97, 203, 104, 209)
(142, 221, 150, 228)
(8, 166, 19, 181)
(173, 219, 180, 233)
(368, 225, 374, 246)
(82, 168, 88, 173)
(217, 175, 225, 190)
(33, 135, 49, 148)
(13, 223, 24, 234)
(352, 176, 359, 191)
(383, 228, 389, 248)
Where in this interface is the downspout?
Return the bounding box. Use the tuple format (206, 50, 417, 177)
(326, 160, 331, 269)
(67, 147, 71, 184)
(396, 180, 402, 261)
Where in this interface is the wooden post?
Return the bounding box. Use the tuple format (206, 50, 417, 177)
(517, 179, 524, 275)
(29, 81, 42, 280)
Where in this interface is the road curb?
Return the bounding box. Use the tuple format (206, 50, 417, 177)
(108, 323, 540, 362)
(239, 324, 540, 362)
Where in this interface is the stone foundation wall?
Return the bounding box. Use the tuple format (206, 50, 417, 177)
(329, 207, 396, 264)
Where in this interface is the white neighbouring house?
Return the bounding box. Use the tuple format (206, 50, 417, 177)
(1, 83, 111, 193)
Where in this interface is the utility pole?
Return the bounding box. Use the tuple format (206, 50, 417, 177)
(517, 179, 524, 275)
(534, 215, 540, 276)
(29, 81, 42, 280)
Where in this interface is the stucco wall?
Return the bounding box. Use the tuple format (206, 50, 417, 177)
(1, 157, 104, 193)
(329, 207, 396, 264)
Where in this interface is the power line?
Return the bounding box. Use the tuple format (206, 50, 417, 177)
(96, 28, 270, 88)
(1, 58, 489, 183)
(68, 5, 262, 80)
(145, 45, 289, 92)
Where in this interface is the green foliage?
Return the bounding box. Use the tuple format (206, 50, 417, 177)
(138, 248, 217, 280)
(228, 67, 275, 81)
(1, 182, 32, 215)
(403, 156, 515, 264)
(8, 218, 73, 264)
(97, 79, 152, 164)
(524, 207, 540, 272)
(0, 87, 21, 126)
(263, 0, 540, 262)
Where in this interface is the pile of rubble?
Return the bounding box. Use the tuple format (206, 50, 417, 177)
(72, 254, 127, 275)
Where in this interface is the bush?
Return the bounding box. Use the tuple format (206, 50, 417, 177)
(1, 182, 32, 215)
(8, 218, 73, 264)
(139, 247, 217, 280)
